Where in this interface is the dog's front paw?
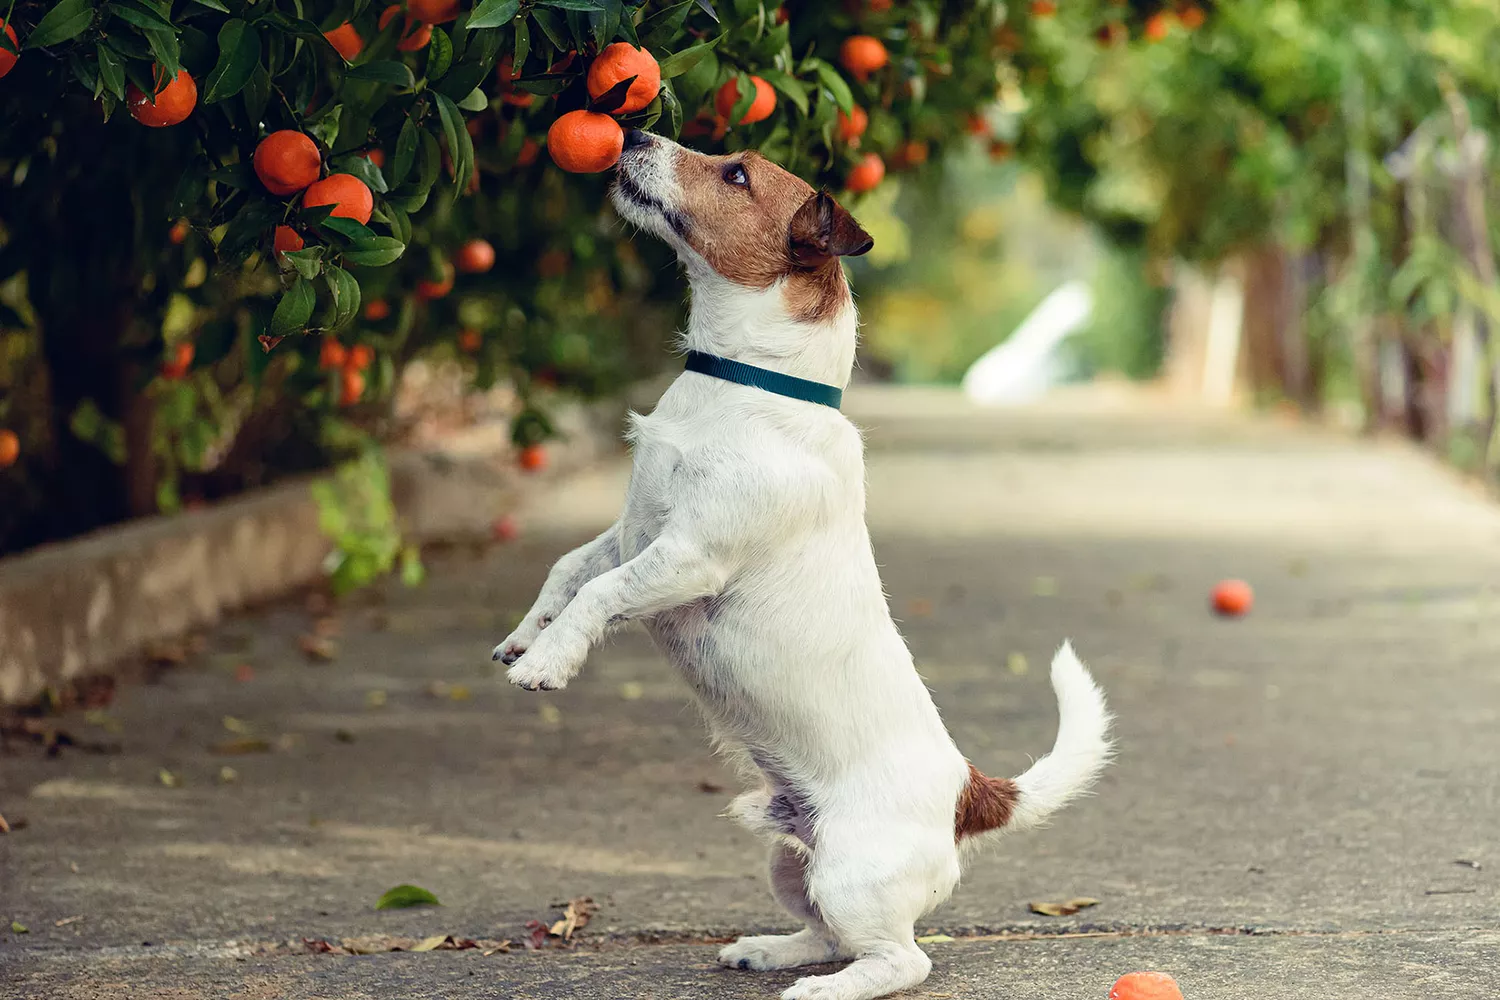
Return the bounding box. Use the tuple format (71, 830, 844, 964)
(719, 932, 837, 972)
(490, 614, 553, 665)
(504, 627, 584, 691)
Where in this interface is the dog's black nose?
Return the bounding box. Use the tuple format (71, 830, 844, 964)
(622, 128, 651, 150)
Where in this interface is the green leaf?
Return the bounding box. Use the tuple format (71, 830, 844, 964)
(270, 278, 317, 337)
(204, 20, 260, 104)
(107, 1, 175, 34)
(27, 0, 97, 49)
(467, 0, 521, 30)
(427, 27, 454, 81)
(383, 202, 412, 244)
(168, 166, 205, 216)
(320, 217, 376, 242)
(207, 162, 256, 189)
(810, 59, 853, 116)
(432, 93, 472, 194)
(530, 8, 569, 50)
(188, 0, 231, 10)
(392, 117, 419, 187)
(537, 0, 605, 9)
(347, 60, 416, 87)
(96, 42, 126, 100)
(458, 87, 488, 112)
(325, 266, 362, 330)
(242, 60, 271, 125)
(342, 236, 406, 267)
(282, 247, 327, 280)
(375, 884, 442, 910)
(433, 61, 487, 100)
(512, 13, 529, 70)
(758, 68, 807, 116)
(657, 41, 714, 79)
(414, 129, 441, 193)
(660, 78, 682, 139)
(11, 921, 29, 934)
(337, 154, 389, 195)
(145, 27, 182, 77)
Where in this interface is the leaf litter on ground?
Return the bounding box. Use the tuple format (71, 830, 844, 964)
(375, 884, 442, 910)
(548, 897, 597, 941)
(1029, 897, 1101, 917)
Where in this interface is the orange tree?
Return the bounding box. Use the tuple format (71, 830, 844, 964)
(0, 0, 1014, 556)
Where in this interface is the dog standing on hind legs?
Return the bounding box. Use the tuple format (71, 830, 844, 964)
(493, 129, 1113, 1000)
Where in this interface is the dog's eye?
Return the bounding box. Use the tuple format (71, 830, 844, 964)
(722, 163, 750, 188)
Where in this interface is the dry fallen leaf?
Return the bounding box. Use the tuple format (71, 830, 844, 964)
(298, 635, 338, 662)
(1006, 652, 1029, 676)
(915, 933, 955, 944)
(538, 703, 561, 726)
(217, 766, 239, 784)
(211, 738, 272, 755)
(549, 897, 598, 941)
(1065, 897, 1101, 909)
(157, 768, 181, 788)
(410, 934, 451, 952)
(55, 915, 84, 927)
(0, 812, 9, 834)
(365, 690, 388, 709)
(1029, 901, 1079, 917)
(521, 919, 549, 950)
(222, 715, 254, 734)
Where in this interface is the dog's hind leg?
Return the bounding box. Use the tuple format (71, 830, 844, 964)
(780, 828, 958, 1000)
(719, 844, 847, 972)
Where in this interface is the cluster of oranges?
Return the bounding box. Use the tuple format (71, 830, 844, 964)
(318, 339, 376, 407)
(252, 129, 373, 264)
(547, 43, 662, 174)
(321, 1, 464, 62)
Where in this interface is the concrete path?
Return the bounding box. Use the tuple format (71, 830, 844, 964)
(3, 386, 1498, 999)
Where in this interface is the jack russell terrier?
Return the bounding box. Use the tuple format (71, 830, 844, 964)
(493, 129, 1113, 1000)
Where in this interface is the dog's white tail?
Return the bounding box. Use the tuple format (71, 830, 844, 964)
(1008, 641, 1113, 831)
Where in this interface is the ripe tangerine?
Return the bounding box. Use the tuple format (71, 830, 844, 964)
(363, 299, 392, 321)
(319, 339, 348, 371)
(0, 429, 19, 468)
(347, 344, 375, 371)
(715, 76, 776, 125)
(254, 131, 322, 196)
(458, 329, 482, 352)
(339, 369, 365, 406)
(845, 153, 885, 194)
(547, 110, 624, 174)
(837, 105, 868, 143)
(587, 43, 661, 114)
(323, 22, 363, 61)
(518, 444, 548, 472)
(407, 0, 461, 23)
(273, 225, 305, 257)
(378, 6, 431, 51)
(128, 69, 197, 127)
(0, 21, 19, 80)
(416, 263, 455, 300)
(303, 174, 373, 225)
(455, 239, 496, 274)
(840, 36, 888, 81)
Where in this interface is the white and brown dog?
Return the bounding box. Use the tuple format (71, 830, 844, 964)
(493, 130, 1113, 1000)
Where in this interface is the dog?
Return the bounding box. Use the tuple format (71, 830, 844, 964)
(493, 129, 1113, 1000)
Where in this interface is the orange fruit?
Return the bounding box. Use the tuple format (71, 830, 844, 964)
(586, 42, 661, 114)
(363, 299, 391, 321)
(0, 21, 19, 80)
(458, 329, 482, 352)
(455, 239, 495, 274)
(323, 22, 363, 61)
(1144, 12, 1174, 41)
(1179, 5, 1206, 29)
(1031, 0, 1057, 15)
(303, 174, 373, 225)
(319, 339, 348, 371)
(407, 0, 461, 22)
(339, 369, 366, 406)
(169, 219, 191, 245)
(0, 429, 19, 468)
(839, 36, 888, 81)
(715, 76, 776, 125)
(1109, 972, 1184, 1000)
(547, 110, 624, 173)
(416, 262, 455, 300)
(837, 105, 868, 143)
(347, 344, 375, 371)
(161, 342, 195, 379)
(845, 153, 885, 193)
(365, 148, 386, 168)
(254, 130, 322, 196)
(1211, 580, 1253, 617)
(128, 69, 197, 127)
(378, 6, 431, 51)
(517, 137, 540, 167)
(866, 0, 893, 10)
(897, 139, 928, 166)
(518, 444, 547, 472)
(273, 225, 305, 257)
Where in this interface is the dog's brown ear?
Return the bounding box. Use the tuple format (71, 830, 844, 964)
(789, 190, 874, 269)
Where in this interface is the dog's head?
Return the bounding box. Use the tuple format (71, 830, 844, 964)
(611, 130, 873, 327)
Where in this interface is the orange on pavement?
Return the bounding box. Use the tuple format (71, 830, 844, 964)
(1109, 972, 1185, 1000)
(1211, 580, 1253, 617)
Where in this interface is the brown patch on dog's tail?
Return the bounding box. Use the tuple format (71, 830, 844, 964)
(954, 762, 1019, 841)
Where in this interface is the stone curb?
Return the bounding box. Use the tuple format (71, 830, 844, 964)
(0, 386, 659, 707)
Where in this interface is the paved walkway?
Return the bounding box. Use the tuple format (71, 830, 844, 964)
(3, 387, 1498, 999)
